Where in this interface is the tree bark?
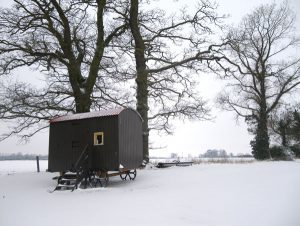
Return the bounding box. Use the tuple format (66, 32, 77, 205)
(75, 94, 91, 113)
(252, 76, 271, 159)
(281, 128, 287, 147)
(255, 108, 271, 159)
(129, 0, 149, 162)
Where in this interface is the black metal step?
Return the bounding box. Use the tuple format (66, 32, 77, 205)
(56, 184, 77, 190)
(54, 171, 82, 191)
(53, 144, 90, 192)
(62, 173, 77, 179)
(60, 178, 77, 182)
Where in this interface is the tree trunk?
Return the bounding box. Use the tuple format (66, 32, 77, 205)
(280, 124, 287, 147)
(129, 0, 149, 163)
(252, 79, 271, 160)
(67, 65, 91, 113)
(136, 72, 149, 163)
(251, 74, 271, 160)
(256, 109, 271, 159)
(75, 93, 91, 113)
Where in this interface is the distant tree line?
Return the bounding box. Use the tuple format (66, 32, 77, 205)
(200, 149, 253, 158)
(0, 153, 48, 161)
(202, 149, 228, 158)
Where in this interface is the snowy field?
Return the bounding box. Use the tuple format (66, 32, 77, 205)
(150, 157, 255, 165)
(0, 160, 300, 226)
(0, 160, 48, 174)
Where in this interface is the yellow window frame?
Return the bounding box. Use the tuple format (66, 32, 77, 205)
(94, 132, 104, 146)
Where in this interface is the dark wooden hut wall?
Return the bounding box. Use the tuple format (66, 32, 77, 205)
(90, 116, 119, 171)
(119, 109, 143, 169)
(49, 120, 90, 171)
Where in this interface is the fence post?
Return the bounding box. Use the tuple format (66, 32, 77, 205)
(36, 156, 40, 173)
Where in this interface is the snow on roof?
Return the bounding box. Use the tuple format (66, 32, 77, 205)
(49, 107, 125, 123)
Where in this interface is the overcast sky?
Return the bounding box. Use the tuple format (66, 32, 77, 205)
(0, 0, 299, 157)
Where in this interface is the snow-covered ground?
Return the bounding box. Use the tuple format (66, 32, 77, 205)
(0, 160, 48, 174)
(0, 160, 299, 226)
(150, 157, 255, 165)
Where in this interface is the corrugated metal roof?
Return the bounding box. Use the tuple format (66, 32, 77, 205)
(49, 107, 125, 123)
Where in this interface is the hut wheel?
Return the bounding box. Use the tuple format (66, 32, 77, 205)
(120, 172, 127, 181)
(120, 169, 136, 181)
(128, 169, 137, 180)
(90, 172, 109, 187)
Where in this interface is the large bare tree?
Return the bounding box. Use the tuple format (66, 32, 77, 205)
(0, 0, 131, 140)
(215, 1, 300, 159)
(127, 0, 225, 161)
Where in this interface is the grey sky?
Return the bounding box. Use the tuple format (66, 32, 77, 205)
(0, 0, 299, 156)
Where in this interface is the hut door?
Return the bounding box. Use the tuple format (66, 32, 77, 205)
(70, 122, 86, 167)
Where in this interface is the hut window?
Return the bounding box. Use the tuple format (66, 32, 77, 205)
(94, 132, 104, 146)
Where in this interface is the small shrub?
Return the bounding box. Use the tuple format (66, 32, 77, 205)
(290, 145, 300, 158)
(269, 146, 295, 160)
